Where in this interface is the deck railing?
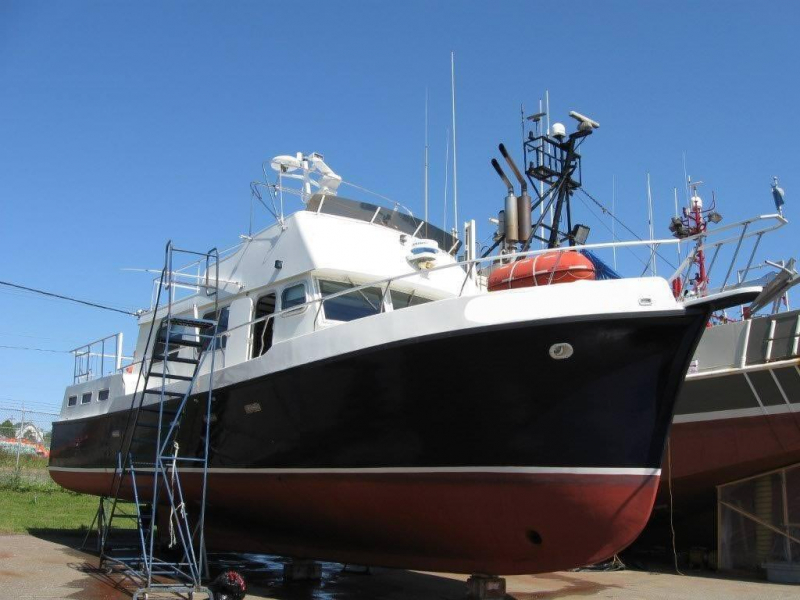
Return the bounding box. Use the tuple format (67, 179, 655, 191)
(147, 244, 242, 310)
(219, 213, 787, 343)
(71, 333, 129, 384)
(105, 213, 787, 379)
(669, 213, 787, 295)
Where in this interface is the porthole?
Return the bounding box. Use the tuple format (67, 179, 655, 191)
(549, 343, 573, 360)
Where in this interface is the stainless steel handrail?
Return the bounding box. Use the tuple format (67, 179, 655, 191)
(114, 213, 785, 377)
(71, 332, 126, 384)
(216, 213, 786, 342)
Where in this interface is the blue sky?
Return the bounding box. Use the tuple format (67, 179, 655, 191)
(1, 1, 798, 418)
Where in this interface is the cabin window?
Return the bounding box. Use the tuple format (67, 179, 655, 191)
(390, 290, 433, 310)
(282, 284, 307, 311)
(81, 392, 92, 405)
(201, 306, 230, 351)
(98, 389, 110, 401)
(67, 395, 78, 407)
(252, 292, 277, 357)
(319, 279, 383, 322)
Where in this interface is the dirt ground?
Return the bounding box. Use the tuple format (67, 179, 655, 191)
(0, 533, 797, 600)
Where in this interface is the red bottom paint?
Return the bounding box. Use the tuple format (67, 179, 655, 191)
(661, 411, 800, 507)
(50, 469, 659, 575)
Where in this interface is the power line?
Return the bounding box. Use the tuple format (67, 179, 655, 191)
(0, 405, 59, 416)
(0, 395, 63, 408)
(0, 331, 81, 344)
(576, 194, 651, 271)
(580, 188, 644, 242)
(579, 187, 677, 271)
(0, 280, 137, 316)
(0, 285, 137, 312)
(0, 344, 68, 353)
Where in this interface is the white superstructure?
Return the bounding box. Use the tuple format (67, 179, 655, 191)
(58, 151, 786, 425)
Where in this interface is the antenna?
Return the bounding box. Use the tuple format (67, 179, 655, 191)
(682, 152, 690, 207)
(424, 88, 429, 236)
(646, 172, 656, 276)
(278, 170, 284, 221)
(545, 90, 551, 135)
(450, 51, 459, 239)
(545, 89, 553, 228)
(612, 175, 617, 270)
(539, 98, 545, 247)
(248, 189, 254, 237)
(443, 127, 450, 234)
(673, 187, 681, 262)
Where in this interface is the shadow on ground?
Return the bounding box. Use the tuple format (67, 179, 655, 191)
(211, 554, 471, 600)
(21, 530, 475, 600)
(26, 527, 88, 544)
(21, 530, 622, 600)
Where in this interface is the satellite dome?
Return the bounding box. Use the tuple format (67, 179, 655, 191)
(551, 122, 567, 139)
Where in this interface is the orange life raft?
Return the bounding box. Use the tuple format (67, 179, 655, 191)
(487, 251, 596, 291)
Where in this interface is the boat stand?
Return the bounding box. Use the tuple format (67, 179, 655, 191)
(466, 575, 506, 600)
(88, 242, 221, 599)
(283, 559, 323, 582)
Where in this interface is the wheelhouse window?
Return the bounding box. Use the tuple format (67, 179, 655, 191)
(81, 392, 92, 405)
(319, 279, 383, 322)
(252, 292, 276, 358)
(282, 284, 307, 311)
(98, 389, 110, 401)
(201, 306, 230, 351)
(67, 395, 77, 407)
(390, 290, 433, 310)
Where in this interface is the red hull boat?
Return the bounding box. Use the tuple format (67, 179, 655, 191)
(660, 307, 800, 511)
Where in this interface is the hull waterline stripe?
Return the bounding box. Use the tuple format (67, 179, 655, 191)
(673, 403, 800, 424)
(685, 357, 800, 381)
(47, 466, 661, 476)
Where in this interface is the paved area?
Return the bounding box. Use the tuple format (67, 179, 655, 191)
(0, 534, 797, 599)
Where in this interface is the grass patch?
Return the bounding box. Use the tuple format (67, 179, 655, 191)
(0, 450, 49, 471)
(0, 485, 98, 534)
(0, 451, 98, 534)
(0, 451, 145, 536)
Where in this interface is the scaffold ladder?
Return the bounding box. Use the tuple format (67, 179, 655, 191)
(87, 241, 220, 599)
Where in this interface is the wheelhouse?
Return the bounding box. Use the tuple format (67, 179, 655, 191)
(58, 193, 470, 416)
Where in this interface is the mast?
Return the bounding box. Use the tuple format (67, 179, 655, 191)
(443, 128, 450, 233)
(450, 51, 458, 238)
(520, 109, 598, 250)
(539, 98, 545, 247)
(545, 90, 553, 228)
(424, 88, 429, 236)
(668, 179, 716, 296)
(647, 172, 656, 276)
(692, 184, 707, 288)
(682, 152, 690, 206)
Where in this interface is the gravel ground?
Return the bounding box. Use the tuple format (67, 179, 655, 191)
(0, 533, 796, 599)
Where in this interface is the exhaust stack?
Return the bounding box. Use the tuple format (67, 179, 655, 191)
(499, 144, 532, 244)
(491, 159, 519, 243)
